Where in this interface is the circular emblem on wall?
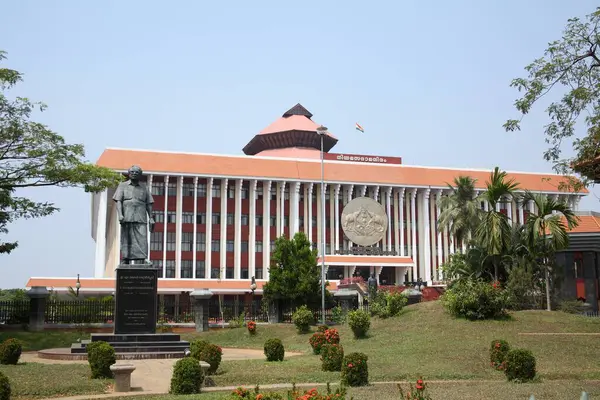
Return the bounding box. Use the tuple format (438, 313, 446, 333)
(341, 197, 388, 247)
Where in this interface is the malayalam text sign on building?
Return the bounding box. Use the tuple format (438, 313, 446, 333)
(325, 152, 402, 165)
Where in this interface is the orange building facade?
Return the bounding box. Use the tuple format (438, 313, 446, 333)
(26, 104, 588, 297)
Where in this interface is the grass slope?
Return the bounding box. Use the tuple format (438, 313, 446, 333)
(184, 301, 600, 385)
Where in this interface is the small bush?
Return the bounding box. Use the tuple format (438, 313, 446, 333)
(347, 309, 370, 339)
(441, 279, 510, 320)
(292, 305, 314, 334)
(288, 385, 348, 399)
(247, 320, 257, 335)
(321, 344, 344, 371)
(490, 339, 510, 370)
(341, 352, 369, 387)
(309, 332, 326, 355)
(190, 339, 210, 360)
(331, 306, 346, 324)
(169, 357, 203, 394)
(86, 341, 116, 379)
(0, 371, 10, 400)
(264, 338, 285, 362)
(324, 328, 340, 345)
(504, 349, 536, 382)
(386, 292, 408, 316)
(317, 324, 329, 333)
(198, 344, 223, 375)
(558, 299, 586, 314)
(397, 378, 432, 400)
(0, 338, 22, 365)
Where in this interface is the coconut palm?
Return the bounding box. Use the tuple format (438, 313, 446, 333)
(522, 191, 579, 311)
(475, 167, 519, 281)
(437, 176, 482, 251)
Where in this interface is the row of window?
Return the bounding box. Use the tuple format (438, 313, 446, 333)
(151, 259, 264, 279)
(150, 181, 336, 201)
(152, 211, 343, 228)
(150, 231, 279, 252)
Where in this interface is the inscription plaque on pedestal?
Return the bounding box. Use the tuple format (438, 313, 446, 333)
(115, 267, 158, 334)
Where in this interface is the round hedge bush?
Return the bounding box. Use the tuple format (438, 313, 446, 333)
(292, 305, 314, 334)
(169, 357, 203, 394)
(198, 344, 222, 375)
(309, 332, 326, 355)
(317, 324, 329, 333)
(441, 279, 509, 320)
(490, 339, 510, 370)
(0, 371, 10, 400)
(341, 352, 369, 386)
(504, 349, 536, 382)
(190, 339, 210, 361)
(0, 338, 22, 365)
(348, 309, 370, 339)
(321, 343, 344, 372)
(324, 328, 340, 345)
(86, 341, 116, 379)
(264, 338, 285, 362)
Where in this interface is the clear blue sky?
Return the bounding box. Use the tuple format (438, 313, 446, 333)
(1, 0, 599, 288)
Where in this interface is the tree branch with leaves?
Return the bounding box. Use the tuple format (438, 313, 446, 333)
(0, 51, 123, 254)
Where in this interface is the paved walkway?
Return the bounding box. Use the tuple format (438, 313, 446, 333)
(22, 348, 302, 394)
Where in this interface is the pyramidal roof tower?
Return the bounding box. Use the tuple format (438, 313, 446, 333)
(242, 104, 338, 159)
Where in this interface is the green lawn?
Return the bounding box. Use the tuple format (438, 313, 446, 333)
(108, 381, 600, 400)
(0, 330, 81, 351)
(0, 363, 111, 399)
(183, 301, 600, 385)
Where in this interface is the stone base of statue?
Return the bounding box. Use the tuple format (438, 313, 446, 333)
(70, 263, 190, 359)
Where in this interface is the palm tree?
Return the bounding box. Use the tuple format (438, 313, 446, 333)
(437, 176, 482, 251)
(476, 167, 519, 281)
(522, 191, 579, 311)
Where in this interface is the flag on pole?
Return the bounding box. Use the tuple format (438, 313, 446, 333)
(355, 122, 365, 133)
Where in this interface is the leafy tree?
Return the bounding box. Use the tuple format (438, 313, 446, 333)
(437, 176, 482, 251)
(504, 8, 600, 188)
(476, 167, 519, 281)
(0, 51, 122, 254)
(263, 232, 331, 309)
(522, 191, 579, 310)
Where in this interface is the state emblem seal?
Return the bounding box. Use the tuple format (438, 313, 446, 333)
(341, 197, 388, 247)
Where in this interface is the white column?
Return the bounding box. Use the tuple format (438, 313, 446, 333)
(422, 189, 432, 283)
(429, 190, 436, 280)
(316, 184, 323, 251)
(162, 176, 169, 277)
(410, 189, 417, 280)
(205, 178, 213, 279)
(94, 189, 108, 278)
(347, 185, 355, 247)
(291, 182, 301, 235)
(484, 200, 490, 212)
(146, 174, 153, 255)
(435, 190, 443, 281)
(329, 185, 336, 253)
(220, 179, 229, 279)
(372, 186, 380, 202)
(249, 180, 257, 279)
(518, 197, 524, 225)
(192, 177, 198, 278)
(398, 188, 405, 256)
(279, 181, 287, 236)
(263, 181, 272, 280)
(234, 179, 242, 279)
(175, 176, 183, 278)
(334, 184, 341, 252)
(573, 195, 581, 211)
(507, 196, 513, 226)
(307, 183, 314, 243)
(386, 187, 392, 251)
(361, 185, 367, 196)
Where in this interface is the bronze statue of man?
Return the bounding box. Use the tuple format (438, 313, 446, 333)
(112, 165, 155, 264)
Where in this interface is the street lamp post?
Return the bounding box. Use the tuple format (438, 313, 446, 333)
(316, 125, 328, 325)
(75, 274, 81, 297)
(250, 276, 257, 321)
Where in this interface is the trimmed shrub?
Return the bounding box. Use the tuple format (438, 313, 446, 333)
(264, 338, 285, 362)
(198, 344, 223, 375)
(321, 343, 344, 372)
(0, 338, 22, 365)
(504, 349, 536, 382)
(247, 320, 257, 335)
(0, 371, 10, 400)
(441, 279, 510, 320)
(292, 305, 314, 334)
(341, 352, 369, 387)
(324, 328, 340, 345)
(309, 332, 326, 355)
(86, 341, 116, 379)
(317, 324, 329, 333)
(386, 292, 408, 316)
(490, 339, 510, 371)
(190, 339, 210, 360)
(347, 309, 370, 339)
(169, 357, 203, 394)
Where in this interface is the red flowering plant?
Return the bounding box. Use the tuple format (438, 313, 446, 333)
(489, 339, 510, 371)
(247, 320, 257, 335)
(397, 378, 433, 400)
(323, 328, 340, 345)
(491, 281, 501, 289)
(309, 332, 327, 355)
(287, 383, 349, 399)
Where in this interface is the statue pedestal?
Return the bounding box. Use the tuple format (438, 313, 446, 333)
(115, 265, 158, 334)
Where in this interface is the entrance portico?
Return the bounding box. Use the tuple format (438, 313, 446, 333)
(317, 255, 414, 285)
